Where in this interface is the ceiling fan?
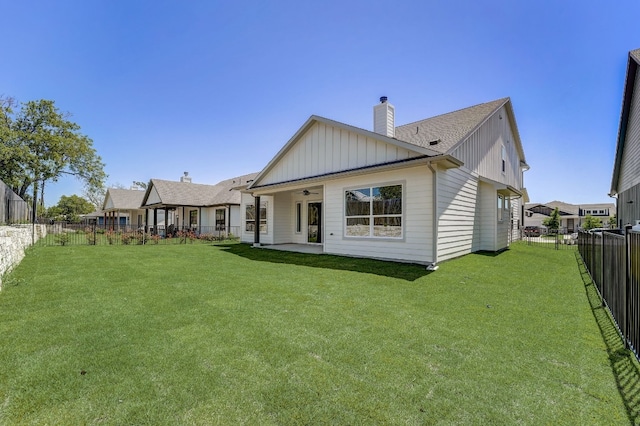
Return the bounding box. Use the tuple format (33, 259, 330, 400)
(299, 189, 319, 196)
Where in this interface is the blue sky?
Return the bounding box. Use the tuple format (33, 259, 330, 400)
(2, 1, 640, 207)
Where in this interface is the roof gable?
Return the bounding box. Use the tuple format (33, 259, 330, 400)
(249, 116, 441, 188)
(396, 98, 501, 151)
(102, 188, 145, 211)
(141, 172, 258, 207)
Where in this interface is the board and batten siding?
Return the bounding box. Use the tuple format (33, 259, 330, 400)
(618, 182, 640, 227)
(273, 192, 293, 244)
(323, 166, 434, 264)
(450, 106, 523, 190)
(435, 167, 479, 262)
(258, 122, 420, 187)
(618, 69, 640, 193)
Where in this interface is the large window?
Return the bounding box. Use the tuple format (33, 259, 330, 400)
(345, 184, 402, 238)
(215, 209, 225, 231)
(246, 202, 267, 233)
(189, 210, 198, 226)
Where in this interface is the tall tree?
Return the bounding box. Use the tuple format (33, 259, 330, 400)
(582, 215, 603, 231)
(0, 98, 106, 206)
(46, 194, 95, 223)
(83, 184, 107, 210)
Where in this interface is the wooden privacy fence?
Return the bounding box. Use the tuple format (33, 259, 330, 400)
(0, 180, 30, 224)
(578, 229, 640, 358)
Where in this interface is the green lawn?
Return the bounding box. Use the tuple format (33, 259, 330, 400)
(0, 242, 635, 424)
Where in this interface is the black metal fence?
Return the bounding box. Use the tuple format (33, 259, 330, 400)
(578, 229, 640, 358)
(518, 228, 579, 250)
(38, 223, 241, 246)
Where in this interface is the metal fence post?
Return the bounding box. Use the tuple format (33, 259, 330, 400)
(626, 225, 633, 350)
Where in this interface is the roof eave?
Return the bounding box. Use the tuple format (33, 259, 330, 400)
(611, 51, 639, 195)
(249, 154, 462, 193)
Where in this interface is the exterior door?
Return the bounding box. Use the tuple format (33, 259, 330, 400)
(308, 202, 322, 243)
(567, 218, 574, 233)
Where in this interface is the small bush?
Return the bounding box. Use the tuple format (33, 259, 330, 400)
(55, 233, 70, 246)
(106, 230, 115, 245)
(121, 233, 133, 245)
(85, 227, 96, 245)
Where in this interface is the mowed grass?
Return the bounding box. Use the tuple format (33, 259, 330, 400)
(0, 242, 633, 424)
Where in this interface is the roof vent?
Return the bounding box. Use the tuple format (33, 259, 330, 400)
(373, 96, 395, 138)
(429, 139, 441, 146)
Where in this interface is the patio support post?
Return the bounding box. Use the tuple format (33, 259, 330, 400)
(254, 196, 261, 246)
(199, 207, 202, 235)
(164, 207, 168, 236)
(227, 205, 231, 235)
(153, 208, 158, 235)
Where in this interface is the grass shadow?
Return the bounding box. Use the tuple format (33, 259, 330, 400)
(215, 243, 432, 282)
(575, 251, 640, 424)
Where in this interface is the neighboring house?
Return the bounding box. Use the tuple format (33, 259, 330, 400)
(80, 210, 109, 226)
(611, 48, 640, 227)
(102, 188, 146, 230)
(141, 172, 257, 236)
(241, 97, 529, 266)
(524, 201, 616, 232)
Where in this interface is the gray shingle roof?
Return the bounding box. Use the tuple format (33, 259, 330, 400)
(631, 48, 640, 63)
(145, 172, 258, 207)
(394, 98, 509, 154)
(104, 189, 146, 211)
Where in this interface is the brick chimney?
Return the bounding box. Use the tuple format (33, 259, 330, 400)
(373, 96, 395, 137)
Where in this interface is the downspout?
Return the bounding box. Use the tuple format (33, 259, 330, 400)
(427, 163, 439, 271)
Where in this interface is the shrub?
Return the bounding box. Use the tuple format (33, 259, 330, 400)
(55, 233, 70, 246)
(105, 230, 115, 245)
(85, 227, 97, 245)
(121, 232, 133, 245)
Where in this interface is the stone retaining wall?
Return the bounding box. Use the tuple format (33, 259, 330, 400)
(0, 225, 47, 290)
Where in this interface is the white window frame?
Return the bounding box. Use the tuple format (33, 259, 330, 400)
(344, 183, 403, 239)
(215, 208, 226, 231)
(245, 202, 267, 234)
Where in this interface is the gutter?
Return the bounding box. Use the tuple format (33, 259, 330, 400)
(427, 163, 439, 271)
